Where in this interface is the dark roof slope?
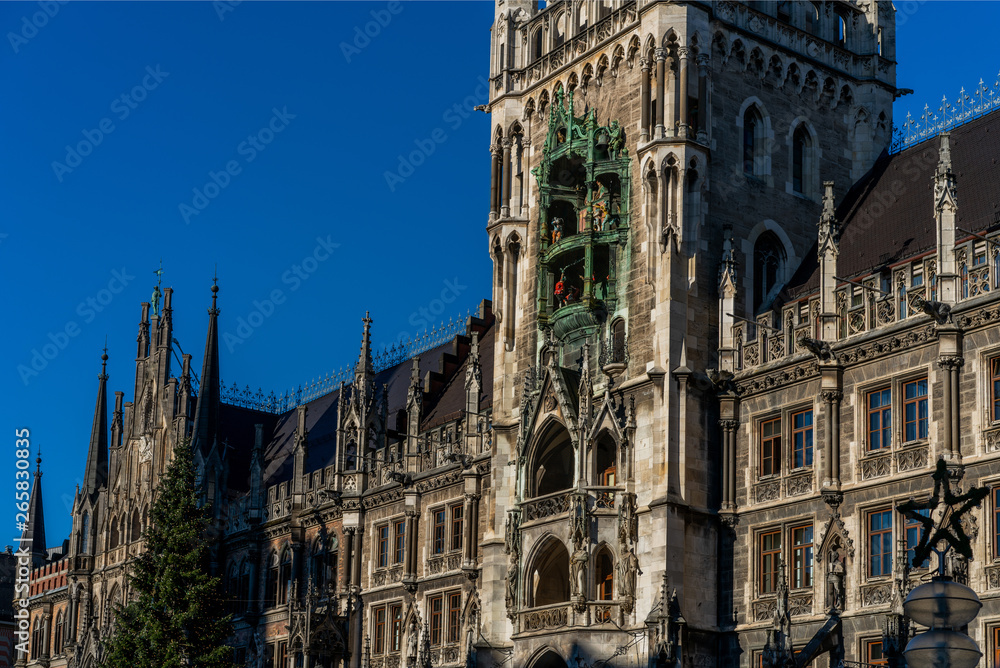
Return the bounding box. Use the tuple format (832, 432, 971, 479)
(258, 308, 495, 487)
(421, 322, 495, 431)
(786, 108, 1000, 298)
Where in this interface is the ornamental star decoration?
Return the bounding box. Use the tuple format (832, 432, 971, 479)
(896, 458, 990, 569)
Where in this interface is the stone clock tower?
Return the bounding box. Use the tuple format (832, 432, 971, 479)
(480, 1, 896, 666)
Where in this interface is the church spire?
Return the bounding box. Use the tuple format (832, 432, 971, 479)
(192, 276, 221, 456)
(20, 449, 47, 567)
(82, 348, 110, 498)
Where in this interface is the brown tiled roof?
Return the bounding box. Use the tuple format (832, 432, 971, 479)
(786, 108, 1000, 298)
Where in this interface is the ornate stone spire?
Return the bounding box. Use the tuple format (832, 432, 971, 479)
(406, 356, 422, 411)
(818, 181, 841, 342)
(357, 311, 374, 377)
(82, 349, 109, 498)
(934, 131, 958, 212)
(934, 132, 959, 303)
(817, 181, 840, 258)
(20, 448, 47, 567)
(465, 332, 482, 395)
(192, 277, 221, 456)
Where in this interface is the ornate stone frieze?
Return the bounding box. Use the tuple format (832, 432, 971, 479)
(986, 564, 1000, 589)
(752, 597, 776, 622)
(734, 362, 817, 397)
(895, 444, 929, 472)
(754, 480, 781, 504)
(426, 554, 463, 576)
(786, 472, 812, 497)
(788, 593, 812, 617)
(860, 452, 891, 480)
(362, 488, 403, 510)
(415, 469, 462, 494)
(983, 426, 1000, 452)
(860, 583, 892, 607)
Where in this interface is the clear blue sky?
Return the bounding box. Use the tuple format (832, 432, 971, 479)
(2, 1, 998, 548)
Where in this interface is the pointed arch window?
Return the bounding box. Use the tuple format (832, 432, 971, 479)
(80, 511, 90, 554)
(109, 516, 120, 549)
(753, 231, 786, 314)
(31, 618, 43, 659)
(227, 563, 240, 614)
(53, 610, 64, 654)
(743, 106, 765, 177)
(805, 2, 820, 35)
(239, 560, 252, 612)
(595, 547, 615, 601)
(792, 126, 812, 195)
(279, 548, 293, 605)
(595, 434, 617, 486)
(345, 438, 358, 471)
(531, 28, 543, 62)
(265, 552, 279, 608)
(312, 540, 326, 592)
(130, 508, 141, 542)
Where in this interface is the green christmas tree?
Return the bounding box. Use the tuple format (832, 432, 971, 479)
(101, 438, 234, 668)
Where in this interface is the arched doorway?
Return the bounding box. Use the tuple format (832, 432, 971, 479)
(530, 649, 569, 668)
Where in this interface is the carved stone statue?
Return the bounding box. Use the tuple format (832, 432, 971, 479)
(570, 493, 588, 551)
(505, 551, 518, 613)
(250, 628, 265, 668)
(571, 548, 589, 598)
(618, 546, 641, 601)
(617, 492, 637, 548)
(826, 545, 845, 612)
(406, 618, 419, 663)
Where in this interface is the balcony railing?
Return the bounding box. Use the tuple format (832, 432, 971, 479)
(521, 490, 571, 522)
(519, 602, 569, 632)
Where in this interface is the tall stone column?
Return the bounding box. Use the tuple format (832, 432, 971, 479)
(352, 527, 364, 590)
(463, 492, 480, 569)
(939, 356, 964, 458)
(639, 58, 651, 141)
(343, 528, 355, 591)
(677, 47, 690, 138)
(696, 53, 709, 143)
(654, 49, 666, 138)
(41, 612, 51, 659)
(489, 145, 501, 220)
(719, 419, 738, 509)
(822, 390, 843, 486)
(403, 509, 418, 584)
(501, 138, 513, 218)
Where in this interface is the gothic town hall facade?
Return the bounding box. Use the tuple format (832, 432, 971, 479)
(20, 2, 1000, 667)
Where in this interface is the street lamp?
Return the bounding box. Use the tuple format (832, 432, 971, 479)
(897, 459, 990, 668)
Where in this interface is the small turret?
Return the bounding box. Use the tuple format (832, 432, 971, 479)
(192, 278, 221, 458)
(818, 181, 841, 342)
(19, 450, 47, 568)
(82, 350, 110, 499)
